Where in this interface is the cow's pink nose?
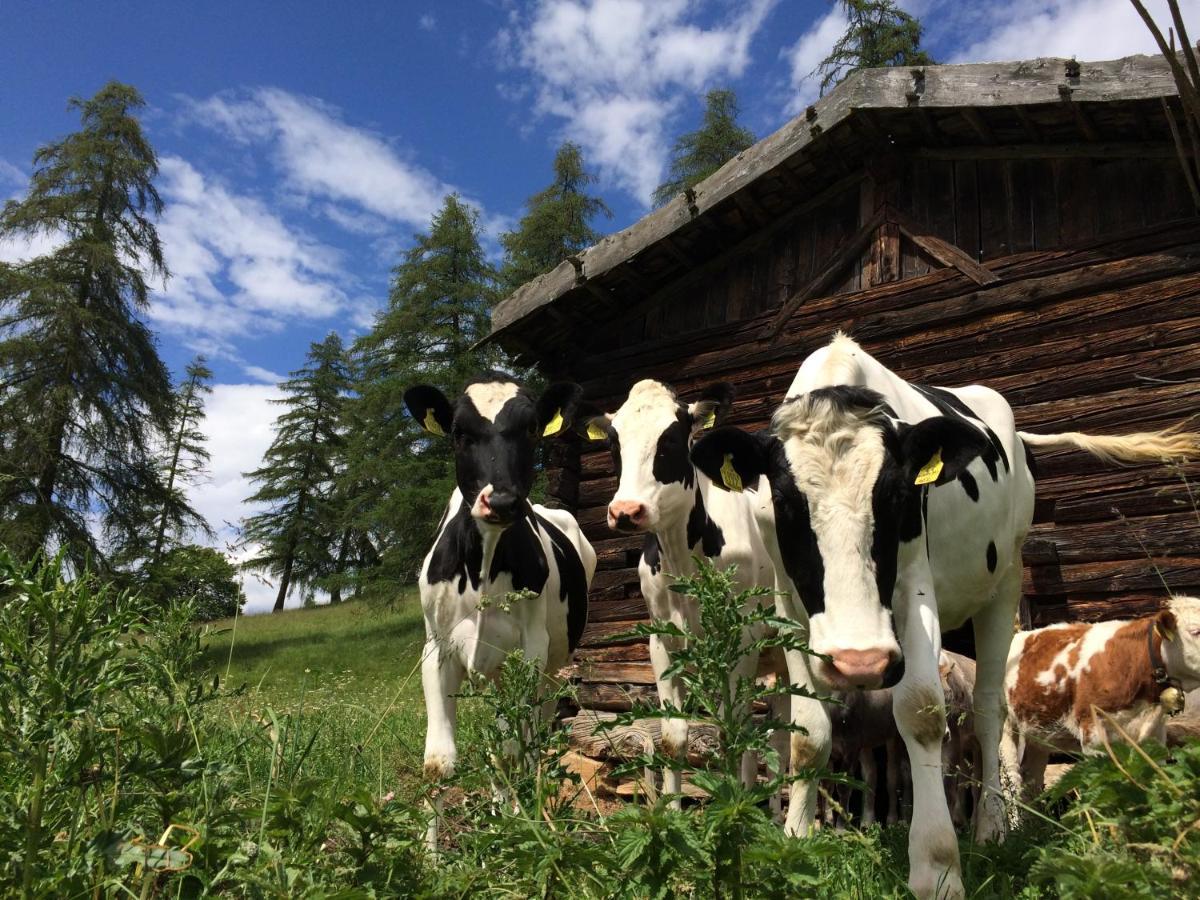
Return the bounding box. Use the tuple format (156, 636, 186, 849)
(826, 648, 895, 688)
(608, 500, 647, 531)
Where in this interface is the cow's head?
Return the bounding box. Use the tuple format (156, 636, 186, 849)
(579, 379, 733, 532)
(1159, 595, 1200, 690)
(404, 374, 583, 528)
(692, 386, 989, 690)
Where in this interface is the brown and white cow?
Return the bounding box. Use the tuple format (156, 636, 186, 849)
(1002, 595, 1200, 801)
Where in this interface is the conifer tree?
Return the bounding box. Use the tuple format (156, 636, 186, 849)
(652, 89, 756, 208)
(242, 333, 350, 612)
(341, 194, 496, 599)
(816, 0, 935, 96)
(499, 142, 611, 295)
(0, 82, 179, 566)
(139, 356, 214, 568)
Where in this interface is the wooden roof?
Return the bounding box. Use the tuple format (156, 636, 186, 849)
(488, 53, 1185, 355)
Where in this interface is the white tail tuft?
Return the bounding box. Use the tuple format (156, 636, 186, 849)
(1018, 422, 1200, 466)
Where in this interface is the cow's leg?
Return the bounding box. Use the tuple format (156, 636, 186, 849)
(422, 638, 465, 852)
(732, 647, 761, 788)
(971, 563, 1021, 844)
(895, 596, 963, 900)
(782, 647, 832, 836)
(999, 720, 1022, 825)
(648, 632, 688, 804)
(768, 691, 790, 821)
(859, 747, 878, 826)
(886, 736, 901, 824)
(1021, 741, 1050, 803)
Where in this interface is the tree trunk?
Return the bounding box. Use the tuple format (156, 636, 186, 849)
(151, 372, 199, 567)
(329, 527, 353, 604)
(273, 548, 294, 613)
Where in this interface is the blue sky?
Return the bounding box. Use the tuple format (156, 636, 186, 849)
(0, 0, 1190, 609)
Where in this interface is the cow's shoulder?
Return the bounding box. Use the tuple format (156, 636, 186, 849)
(1072, 618, 1160, 729)
(1007, 622, 1090, 726)
(424, 493, 482, 595)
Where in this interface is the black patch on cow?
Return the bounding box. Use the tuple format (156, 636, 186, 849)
(869, 429, 928, 612)
(651, 408, 695, 488)
(489, 504, 551, 594)
(425, 501, 485, 594)
(986, 540, 998, 573)
(760, 434, 827, 616)
(607, 425, 623, 478)
(643, 533, 662, 575)
(784, 385, 898, 421)
(532, 511, 590, 652)
(913, 384, 1009, 481)
(958, 469, 979, 502)
(685, 488, 726, 558)
(1022, 440, 1038, 480)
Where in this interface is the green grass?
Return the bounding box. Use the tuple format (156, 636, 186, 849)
(201, 594, 439, 803)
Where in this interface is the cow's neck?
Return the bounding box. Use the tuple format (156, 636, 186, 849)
(653, 479, 709, 576)
(461, 497, 530, 596)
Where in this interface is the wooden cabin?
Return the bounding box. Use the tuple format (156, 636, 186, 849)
(486, 54, 1200, 724)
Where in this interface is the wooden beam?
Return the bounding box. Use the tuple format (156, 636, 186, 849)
(658, 235, 694, 269)
(886, 205, 1001, 286)
(916, 142, 1188, 160)
(554, 171, 865, 341)
(1069, 99, 1101, 141)
(764, 207, 887, 340)
(960, 107, 997, 144)
(1013, 106, 1043, 143)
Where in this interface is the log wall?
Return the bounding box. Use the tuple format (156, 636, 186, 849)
(549, 210, 1200, 710)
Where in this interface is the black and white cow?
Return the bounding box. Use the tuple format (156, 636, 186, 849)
(580, 379, 786, 803)
(692, 333, 1197, 899)
(404, 374, 596, 849)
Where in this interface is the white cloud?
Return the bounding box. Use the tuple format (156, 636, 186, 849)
(192, 382, 289, 614)
(0, 227, 65, 264)
(947, 0, 1196, 63)
(153, 155, 350, 341)
(419, 12, 437, 31)
(243, 365, 285, 384)
(781, 5, 849, 115)
(186, 87, 457, 231)
(499, 0, 778, 204)
(0, 159, 26, 189)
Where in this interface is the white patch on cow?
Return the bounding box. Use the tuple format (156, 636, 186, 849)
(1033, 620, 1122, 689)
(608, 379, 688, 529)
(1162, 594, 1200, 689)
(773, 393, 899, 660)
(465, 380, 520, 421)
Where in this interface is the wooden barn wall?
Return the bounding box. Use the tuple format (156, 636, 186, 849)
(543, 211, 1200, 713)
(602, 156, 1196, 352)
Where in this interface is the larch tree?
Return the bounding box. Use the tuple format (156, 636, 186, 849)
(815, 0, 935, 96)
(242, 333, 350, 612)
(0, 81, 182, 567)
(499, 142, 611, 296)
(652, 88, 756, 208)
(135, 356, 214, 570)
(341, 194, 497, 600)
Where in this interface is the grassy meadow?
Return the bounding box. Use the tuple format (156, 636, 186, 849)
(4, 556, 1199, 898)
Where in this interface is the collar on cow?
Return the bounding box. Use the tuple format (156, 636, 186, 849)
(1148, 619, 1186, 717)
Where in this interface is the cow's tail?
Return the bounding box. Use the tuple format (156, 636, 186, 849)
(1017, 423, 1200, 466)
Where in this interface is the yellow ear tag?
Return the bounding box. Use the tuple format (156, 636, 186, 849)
(914, 448, 944, 486)
(720, 453, 744, 492)
(542, 409, 564, 437)
(586, 421, 607, 441)
(701, 410, 716, 430)
(423, 409, 444, 436)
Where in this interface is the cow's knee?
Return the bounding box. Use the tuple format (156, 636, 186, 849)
(895, 682, 948, 750)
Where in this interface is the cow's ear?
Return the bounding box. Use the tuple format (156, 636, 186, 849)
(896, 417, 991, 487)
(1156, 608, 1178, 641)
(404, 385, 453, 437)
(688, 381, 735, 432)
(537, 382, 584, 438)
(574, 402, 611, 443)
(691, 426, 768, 492)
